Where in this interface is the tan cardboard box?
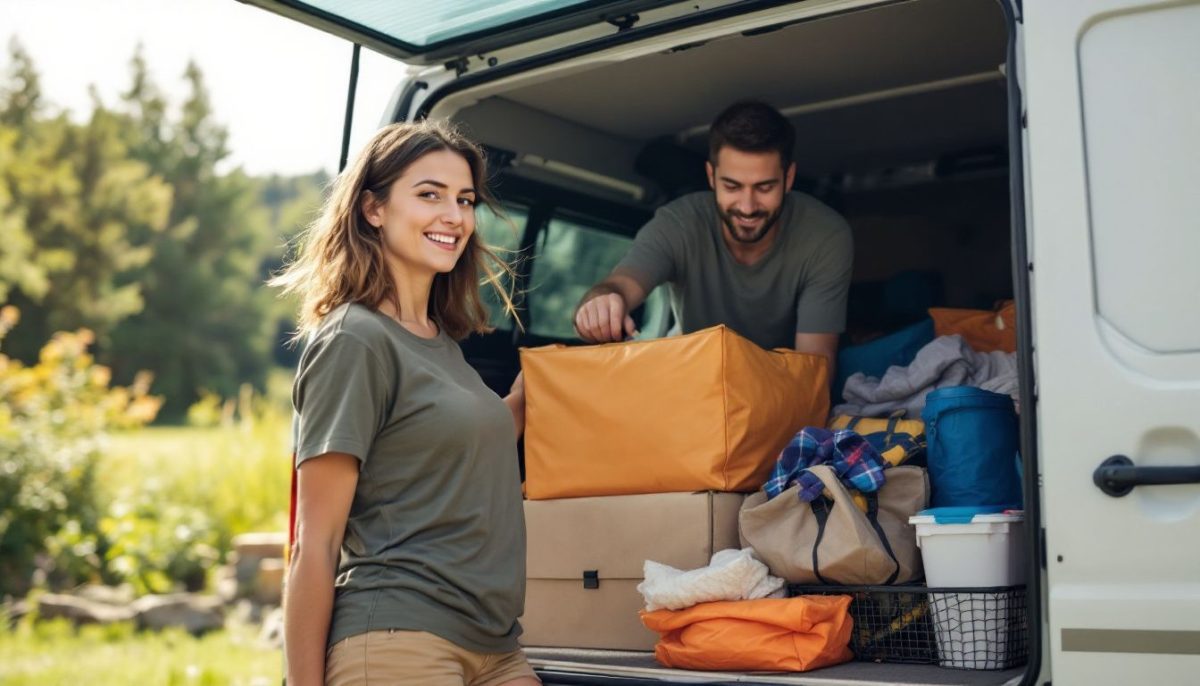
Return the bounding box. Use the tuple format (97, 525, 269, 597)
(520, 491, 744, 650)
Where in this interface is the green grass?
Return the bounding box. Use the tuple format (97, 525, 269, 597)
(2, 375, 294, 682)
(101, 392, 293, 558)
(0, 617, 281, 685)
(102, 421, 291, 549)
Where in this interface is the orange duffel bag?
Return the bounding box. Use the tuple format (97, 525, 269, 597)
(928, 300, 1017, 353)
(640, 596, 854, 672)
(519, 325, 829, 500)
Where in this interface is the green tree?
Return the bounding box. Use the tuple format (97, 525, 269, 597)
(108, 57, 277, 420)
(0, 40, 172, 363)
(254, 170, 329, 366)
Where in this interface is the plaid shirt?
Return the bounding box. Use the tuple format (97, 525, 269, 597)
(763, 427, 890, 502)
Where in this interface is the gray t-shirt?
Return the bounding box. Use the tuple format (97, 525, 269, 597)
(292, 303, 525, 653)
(616, 191, 853, 350)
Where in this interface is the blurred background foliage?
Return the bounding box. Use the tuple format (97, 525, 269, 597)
(0, 38, 325, 422)
(0, 37, 307, 601)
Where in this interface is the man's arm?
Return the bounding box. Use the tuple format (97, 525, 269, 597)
(795, 332, 839, 382)
(574, 269, 649, 343)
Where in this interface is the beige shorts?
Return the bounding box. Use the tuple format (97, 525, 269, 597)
(325, 629, 539, 686)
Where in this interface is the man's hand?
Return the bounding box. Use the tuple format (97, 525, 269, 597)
(575, 290, 638, 343)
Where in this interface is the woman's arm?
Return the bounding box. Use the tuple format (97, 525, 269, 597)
(502, 371, 526, 439)
(284, 452, 360, 686)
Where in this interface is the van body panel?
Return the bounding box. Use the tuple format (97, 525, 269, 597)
(1023, 0, 1200, 683)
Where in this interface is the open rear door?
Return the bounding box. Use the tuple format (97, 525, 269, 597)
(236, 0, 680, 64)
(1023, 1, 1200, 683)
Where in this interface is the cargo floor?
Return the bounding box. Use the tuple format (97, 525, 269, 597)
(525, 648, 1025, 686)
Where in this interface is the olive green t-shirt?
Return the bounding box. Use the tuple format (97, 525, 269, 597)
(616, 191, 854, 350)
(292, 303, 525, 653)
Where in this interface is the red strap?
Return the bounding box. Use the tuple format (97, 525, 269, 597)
(287, 452, 297, 563)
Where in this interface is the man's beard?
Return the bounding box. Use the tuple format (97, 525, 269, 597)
(717, 203, 784, 244)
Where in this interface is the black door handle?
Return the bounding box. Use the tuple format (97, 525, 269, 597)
(1093, 455, 1200, 497)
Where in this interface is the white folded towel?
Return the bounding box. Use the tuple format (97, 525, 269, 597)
(637, 548, 786, 612)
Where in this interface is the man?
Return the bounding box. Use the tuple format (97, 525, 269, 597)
(573, 101, 853, 366)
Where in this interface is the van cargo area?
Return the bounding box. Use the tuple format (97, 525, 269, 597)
(439, 0, 1015, 369)
(422, 1, 1032, 686)
(418, 0, 1030, 684)
(429, 1, 1032, 686)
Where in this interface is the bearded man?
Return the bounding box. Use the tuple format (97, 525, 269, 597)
(574, 100, 853, 366)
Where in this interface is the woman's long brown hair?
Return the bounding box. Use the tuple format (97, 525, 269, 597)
(271, 121, 518, 340)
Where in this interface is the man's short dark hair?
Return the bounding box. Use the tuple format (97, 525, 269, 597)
(708, 101, 795, 169)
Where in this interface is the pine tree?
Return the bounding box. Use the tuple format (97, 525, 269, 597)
(108, 58, 276, 420)
(0, 40, 171, 362)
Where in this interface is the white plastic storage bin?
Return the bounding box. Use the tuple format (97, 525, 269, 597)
(909, 507, 1026, 669)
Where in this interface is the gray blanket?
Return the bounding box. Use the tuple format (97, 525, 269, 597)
(834, 335, 1018, 418)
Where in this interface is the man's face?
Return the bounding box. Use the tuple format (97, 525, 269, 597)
(707, 147, 796, 244)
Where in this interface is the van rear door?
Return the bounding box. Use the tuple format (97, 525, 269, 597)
(1023, 0, 1200, 683)
(236, 0, 687, 65)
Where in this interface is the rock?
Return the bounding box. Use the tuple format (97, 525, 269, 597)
(254, 558, 285, 605)
(215, 564, 239, 604)
(72, 583, 135, 606)
(4, 600, 29, 627)
(259, 606, 284, 648)
(232, 531, 287, 599)
(233, 532, 286, 561)
(36, 593, 135, 625)
(133, 593, 225, 635)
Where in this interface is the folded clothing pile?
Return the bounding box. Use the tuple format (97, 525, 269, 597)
(638, 548, 784, 611)
(641, 595, 854, 672)
(637, 549, 853, 672)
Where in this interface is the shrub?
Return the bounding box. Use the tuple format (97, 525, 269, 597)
(0, 306, 161, 597)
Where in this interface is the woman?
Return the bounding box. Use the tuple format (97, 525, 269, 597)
(272, 121, 537, 686)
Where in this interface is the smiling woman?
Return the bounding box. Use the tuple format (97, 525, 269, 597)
(268, 121, 539, 686)
(361, 149, 481, 312)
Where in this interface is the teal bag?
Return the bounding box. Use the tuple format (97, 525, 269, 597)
(921, 386, 1022, 507)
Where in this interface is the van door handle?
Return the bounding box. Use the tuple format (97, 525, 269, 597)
(1093, 455, 1200, 497)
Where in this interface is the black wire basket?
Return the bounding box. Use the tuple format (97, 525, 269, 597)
(788, 584, 1029, 670)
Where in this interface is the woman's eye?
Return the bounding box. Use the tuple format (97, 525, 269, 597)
(458, 197, 476, 207)
(419, 191, 439, 200)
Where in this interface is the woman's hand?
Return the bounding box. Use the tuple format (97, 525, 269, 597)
(503, 371, 526, 439)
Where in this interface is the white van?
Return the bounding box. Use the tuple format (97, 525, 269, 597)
(244, 1, 1200, 684)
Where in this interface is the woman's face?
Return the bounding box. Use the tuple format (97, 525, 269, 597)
(364, 149, 477, 278)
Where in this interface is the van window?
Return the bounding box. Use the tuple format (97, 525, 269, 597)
(1079, 3, 1200, 353)
(476, 204, 528, 331)
(297, 0, 600, 47)
(527, 215, 669, 340)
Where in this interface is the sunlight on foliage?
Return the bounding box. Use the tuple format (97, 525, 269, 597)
(0, 306, 162, 596)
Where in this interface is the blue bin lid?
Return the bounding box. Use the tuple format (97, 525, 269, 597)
(916, 505, 1022, 524)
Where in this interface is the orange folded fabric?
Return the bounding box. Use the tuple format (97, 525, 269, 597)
(929, 300, 1017, 353)
(640, 596, 854, 672)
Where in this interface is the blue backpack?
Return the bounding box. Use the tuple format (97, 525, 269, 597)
(921, 386, 1022, 507)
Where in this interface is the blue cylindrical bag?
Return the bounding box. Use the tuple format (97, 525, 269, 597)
(921, 386, 1022, 507)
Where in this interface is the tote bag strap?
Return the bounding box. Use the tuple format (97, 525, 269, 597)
(865, 493, 901, 585)
(809, 496, 834, 585)
(883, 410, 905, 446)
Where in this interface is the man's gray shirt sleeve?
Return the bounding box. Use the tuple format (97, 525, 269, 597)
(795, 222, 854, 334)
(613, 203, 688, 293)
